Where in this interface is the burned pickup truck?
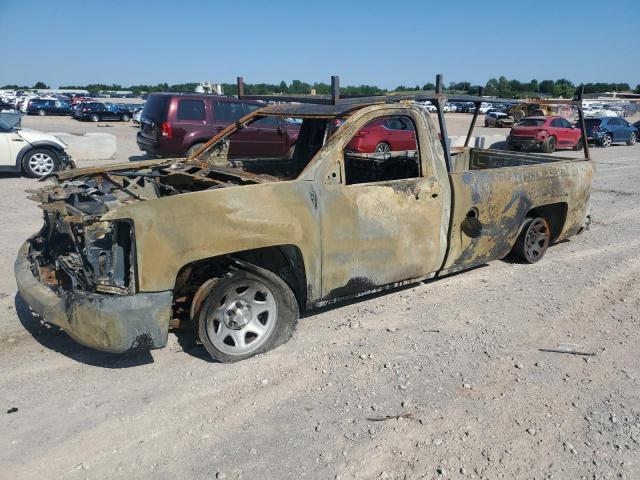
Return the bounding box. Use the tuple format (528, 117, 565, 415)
(15, 76, 593, 362)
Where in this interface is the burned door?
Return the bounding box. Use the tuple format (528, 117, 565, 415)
(318, 111, 448, 300)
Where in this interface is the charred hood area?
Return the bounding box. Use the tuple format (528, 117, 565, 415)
(25, 160, 278, 297)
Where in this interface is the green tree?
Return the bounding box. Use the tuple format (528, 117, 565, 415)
(422, 82, 435, 91)
(553, 79, 575, 98)
(33, 81, 49, 89)
(484, 78, 498, 96)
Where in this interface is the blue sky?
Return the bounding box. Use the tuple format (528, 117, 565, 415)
(1, 0, 638, 89)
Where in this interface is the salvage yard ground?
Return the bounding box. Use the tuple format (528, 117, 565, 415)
(0, 114, 639, 479)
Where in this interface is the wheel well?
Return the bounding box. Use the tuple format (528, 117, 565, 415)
(172, 245, 307, 323)
(527, 203, 568, 242)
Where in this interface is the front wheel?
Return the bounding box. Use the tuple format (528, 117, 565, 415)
(22, 148, 60, 178)
(573, 137, 584, 151)
(90, 114, 100, 122)
(121, 114, 130, 122)
(38, 109, 46, 116)
(627, 132, 637, 146)
(511, 217, 550, 263)
(197, 265, 299, 363)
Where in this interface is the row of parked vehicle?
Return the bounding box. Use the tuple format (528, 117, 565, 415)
(133, 93, 640, 161)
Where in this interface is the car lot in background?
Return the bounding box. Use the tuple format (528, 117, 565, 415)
(507, 116, 583, 152)
(585, 117, 637, 147)
(137, 92, 300, 158)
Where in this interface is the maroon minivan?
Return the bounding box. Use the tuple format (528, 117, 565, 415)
(136, 93, 299, 158)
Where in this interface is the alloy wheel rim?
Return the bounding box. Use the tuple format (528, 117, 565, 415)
(205, 278, 277, 356)
(603, 135, 611, 147)
(375, 143, 390, 153)
(28, 153, 54, 176)
(524, 219, 549, 262)
(631, 133, 636, 145)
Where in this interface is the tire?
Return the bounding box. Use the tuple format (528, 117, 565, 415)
(38, 109, 46, 116)
(511, 217, 550, 264)
(541, 136, 556, 153)
(197, 265, 299, 363)
(121, 114, 130, 122)
(627, 132, 637, 146)
(573, 137, 584, 151)
(375, 142, 391, 154)
(600, 133, 612, 148)
(90, 114, 100, 122)
(22, 148, 60, 178)
(186, 143, 206, 157)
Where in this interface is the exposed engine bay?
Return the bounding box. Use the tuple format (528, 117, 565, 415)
(26, 160, 287, 297)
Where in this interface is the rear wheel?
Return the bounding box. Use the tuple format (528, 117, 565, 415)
(187, 143, 206, 157)
(541, 136, 556, 153)
(121, 114, 130, 122)
(90, 114, 100, 122)
(511, 217, 550, 263)
(375, 142, 391, 154)
(38, 109, 46, 116)
(627, 132, 637, 146)
(22, 148, 60, 178)
(197, 265, 298, 363)
(601, 133, 612, 148)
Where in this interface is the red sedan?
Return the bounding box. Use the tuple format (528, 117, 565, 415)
(347, 116, 417, 153)
(507, 116, 583, 153)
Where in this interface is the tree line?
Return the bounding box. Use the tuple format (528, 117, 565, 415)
(3, 78, 639, 98)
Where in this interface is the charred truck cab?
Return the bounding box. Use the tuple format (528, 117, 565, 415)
(16, 75, 594, 361)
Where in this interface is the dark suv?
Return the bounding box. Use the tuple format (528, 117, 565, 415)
(73, 102, 132, 122)
(26, 99, 72, 116)
(585, 117, 638, 147)
(136, 93, 300, 157)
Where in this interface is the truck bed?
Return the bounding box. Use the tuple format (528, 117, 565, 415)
(450, 147, 583, 173)
(442, 147, 593, 274)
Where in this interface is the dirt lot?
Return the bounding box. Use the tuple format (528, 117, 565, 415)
(1, 114, 639, 480)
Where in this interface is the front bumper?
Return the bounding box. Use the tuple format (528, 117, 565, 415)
(15, 240, 173, 353)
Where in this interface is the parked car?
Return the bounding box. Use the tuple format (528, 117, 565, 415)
(484, 112, 514, 128)
(16, 99, 593, 362)
(132, 106, 144, 125)
(507, 116, 583, 152)
(0, 116, 73, 177)
(585, 117, 637, 147)
(633, 120, 640, 132)
(345, 116, 416, 153)
(74, 102, 132, 122)
(136, 93, 300, 158)
(26, 99, 72, 116)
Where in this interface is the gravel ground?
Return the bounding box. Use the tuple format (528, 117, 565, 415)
(0, 114, 639, 480)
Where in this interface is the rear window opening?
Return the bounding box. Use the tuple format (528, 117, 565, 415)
(584, 119, 602, 127)
(142, 95, 170, 122)
(516, 119, 545, 127)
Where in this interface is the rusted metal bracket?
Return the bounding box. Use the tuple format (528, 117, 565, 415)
(433, 74, 452, 172)
(464, 87, 483, 148)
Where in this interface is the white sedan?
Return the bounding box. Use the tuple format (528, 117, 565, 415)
(0, 116, 73, 177)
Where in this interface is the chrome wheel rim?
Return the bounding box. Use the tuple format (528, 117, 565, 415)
(524, 219, 549, 262)
(630, 133, 636, 145)
(602, 135, 611, 147)
(375, 143, 390, 153)
(28, 153, 54, 176)
(205, 278, 277, 356)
